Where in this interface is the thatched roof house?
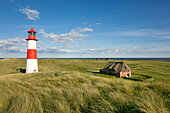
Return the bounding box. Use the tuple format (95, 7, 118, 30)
(106, 58, 111, 60)
(96, 58, 99, 60)
(100, 61, 131, 78)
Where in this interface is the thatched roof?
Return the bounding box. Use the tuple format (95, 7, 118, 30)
(102, 61, 131, 73)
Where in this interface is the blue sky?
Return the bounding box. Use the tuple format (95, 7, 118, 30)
(0, 0, 170, 58)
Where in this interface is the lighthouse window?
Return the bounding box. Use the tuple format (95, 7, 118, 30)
(33, 32, 36, 36)
(28, 33, 32, 35)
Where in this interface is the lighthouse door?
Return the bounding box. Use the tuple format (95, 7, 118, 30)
(33, 69, 36, 73)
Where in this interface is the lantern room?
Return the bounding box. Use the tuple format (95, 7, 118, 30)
(26, 27, 38, 41)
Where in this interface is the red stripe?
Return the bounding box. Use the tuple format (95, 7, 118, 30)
(27, 49, 37, 59)
(28, 35, 36, 40)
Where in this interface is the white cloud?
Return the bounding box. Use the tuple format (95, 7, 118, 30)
(18, 6, 40, 20)
(95, 23, 102, 25)
(0, 37, 26, 53)
(7, 46, 26, 53)
(0, 37, 26, 47)
(39, 27, 93, 44)
(35, 46, 146, 55)
(60, 44, 79, 49)
(79, 27, 94, 32)
(37, 45, 72, 54)
(79, 47, 149, 54)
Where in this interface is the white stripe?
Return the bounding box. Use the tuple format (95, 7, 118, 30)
(28, 40, 36, 49)
(26, 59, 38, 73)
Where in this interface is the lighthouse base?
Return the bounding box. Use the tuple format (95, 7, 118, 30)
(26, 59, 38, 73)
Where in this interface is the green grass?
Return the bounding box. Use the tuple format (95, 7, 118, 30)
(0, 58, 169, 113)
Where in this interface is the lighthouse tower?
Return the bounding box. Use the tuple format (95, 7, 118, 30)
(26, 27, 38, 73)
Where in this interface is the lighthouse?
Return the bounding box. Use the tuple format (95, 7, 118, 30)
(26, 27, 38, 73)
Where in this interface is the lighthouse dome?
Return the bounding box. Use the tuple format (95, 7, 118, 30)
(27, 27, 37, 33)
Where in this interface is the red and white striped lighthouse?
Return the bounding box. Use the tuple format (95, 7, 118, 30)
(26, 27, 38, 73)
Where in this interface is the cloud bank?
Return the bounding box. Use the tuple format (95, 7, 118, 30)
(1, 37, 169, 57)
(0, 26, 94, 54)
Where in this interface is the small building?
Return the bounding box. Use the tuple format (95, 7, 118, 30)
(106, 58, 111, 60)
(96, 58, 99, 60)
(100, 61, 131, 78)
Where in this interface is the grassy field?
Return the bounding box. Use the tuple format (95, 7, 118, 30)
(0, 58, 169, 113)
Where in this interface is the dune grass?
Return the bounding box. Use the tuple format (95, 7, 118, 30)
(0, 58, 169, 113)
